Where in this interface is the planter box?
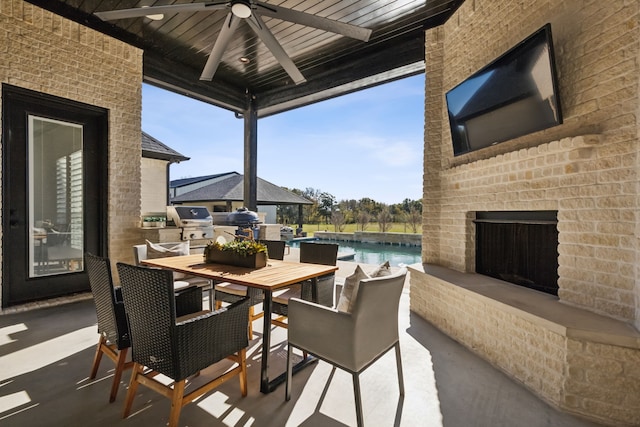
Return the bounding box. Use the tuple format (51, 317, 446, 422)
(205, 250, 267, 269)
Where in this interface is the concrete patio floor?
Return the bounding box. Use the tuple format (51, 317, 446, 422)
(0, 260, 605, 427)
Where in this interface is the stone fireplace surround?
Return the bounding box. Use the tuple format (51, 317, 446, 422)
(410, 132, 640, 425)
(413, 1, 640, 424)
(411, 134, 640, 425)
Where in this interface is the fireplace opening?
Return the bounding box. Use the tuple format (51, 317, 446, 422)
(474, 211, 559, 296)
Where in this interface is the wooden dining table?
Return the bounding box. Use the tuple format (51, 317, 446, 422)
(141, 254, 338, 393)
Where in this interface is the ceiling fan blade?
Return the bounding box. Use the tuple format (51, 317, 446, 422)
(246, 13, 306, 85)
(255, 1, 372, 42)
(200, 12, 241, 81)
(94, 1, 228, 21)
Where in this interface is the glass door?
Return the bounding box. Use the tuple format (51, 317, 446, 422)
(2, 85, 107, 307)
(29, 116, 84, 277)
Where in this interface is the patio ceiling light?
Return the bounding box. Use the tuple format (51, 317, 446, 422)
(231, 0, 252, 19)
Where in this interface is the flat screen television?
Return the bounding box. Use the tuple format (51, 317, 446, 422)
(446, 24, 563, 156)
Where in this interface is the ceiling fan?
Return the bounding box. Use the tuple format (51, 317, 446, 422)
(94, 1, 373, 85)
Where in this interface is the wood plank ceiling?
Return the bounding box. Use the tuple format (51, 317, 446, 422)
(24, 0, 464, 116)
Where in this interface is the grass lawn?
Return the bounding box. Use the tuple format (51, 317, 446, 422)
(301, 223, 421, 236)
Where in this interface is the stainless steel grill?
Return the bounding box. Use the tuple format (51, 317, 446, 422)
(166, 206, 214, 241)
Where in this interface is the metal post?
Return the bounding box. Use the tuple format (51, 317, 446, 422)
(298, 204, 304, 230)
(243, 92, 258, 211)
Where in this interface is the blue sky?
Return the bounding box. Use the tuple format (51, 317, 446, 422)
(142, 74, 424, 205)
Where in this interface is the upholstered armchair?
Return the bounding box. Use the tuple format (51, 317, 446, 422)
(271, 241, 338, 327)
(286, 267, 408, 427)
(116, 262, 249, 427)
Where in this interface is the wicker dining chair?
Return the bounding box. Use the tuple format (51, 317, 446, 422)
(286, 267, 408, 427)
(116, 262, 249, 427)
(133, 241, 213, 310)
(271, 242, 338, 327)
(85, 252, 134, 403)
(214, 239, 286, 339)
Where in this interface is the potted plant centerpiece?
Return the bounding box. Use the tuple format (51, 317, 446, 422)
(203, 239, 268, 268)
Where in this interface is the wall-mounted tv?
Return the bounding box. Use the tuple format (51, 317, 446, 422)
(446, 24, 563, 156)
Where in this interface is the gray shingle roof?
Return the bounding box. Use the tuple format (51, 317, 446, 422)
(171, 173, 312, 205)
(142, 131, 189, 162)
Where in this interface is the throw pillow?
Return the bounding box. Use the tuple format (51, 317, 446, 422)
(146, 240, 190, 259)
(336, 265, 369, 313)
(146, 240, 190, 280)
(368, 260, 392, 278)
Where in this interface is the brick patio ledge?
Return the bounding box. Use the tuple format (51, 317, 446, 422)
(408, 263, 640, 426)
(412, 263, 640, 349)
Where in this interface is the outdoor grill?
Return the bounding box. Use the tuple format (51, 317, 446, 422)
(166, 206, 214, 241)
(226, 207, 262, 239)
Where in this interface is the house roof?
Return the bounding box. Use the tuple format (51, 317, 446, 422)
(26, 0, 464, 117)
(171, 173, 312, 205)
(142, 131, 190, 162)
(171, 173, 236, 188)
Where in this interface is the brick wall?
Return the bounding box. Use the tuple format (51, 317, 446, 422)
(411, 268, 640, 425)
(0, 0, 143, 285)
(422, 0, 640, 324)
(413, 0, 640, 424)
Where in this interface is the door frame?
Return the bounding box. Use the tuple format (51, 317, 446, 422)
(1, 84, 109, 307)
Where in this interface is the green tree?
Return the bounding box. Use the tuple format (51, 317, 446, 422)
(317, 192, 336, 223)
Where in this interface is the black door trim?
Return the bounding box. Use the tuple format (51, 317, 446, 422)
(2, 84, 109, 307)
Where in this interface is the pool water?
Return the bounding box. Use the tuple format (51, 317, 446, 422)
(287, 239, 422, 267)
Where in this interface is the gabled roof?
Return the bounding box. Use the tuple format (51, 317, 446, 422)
(171, 173, 237, 188)
(142, 131, 189, 163)
(171, 173, 312, 205)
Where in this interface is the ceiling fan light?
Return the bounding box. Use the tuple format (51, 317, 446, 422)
(231, 1, 252, 19)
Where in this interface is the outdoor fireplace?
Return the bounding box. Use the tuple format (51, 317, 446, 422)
(474, 211, 559, 295)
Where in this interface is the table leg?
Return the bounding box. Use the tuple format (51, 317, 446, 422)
(260, 278, 320, 394)
(260, 290, 273, 394)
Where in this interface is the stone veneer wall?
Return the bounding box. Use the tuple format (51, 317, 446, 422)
(0, 0, 144, 305)
(314, 231, 422, 246)
(412, 0, 640, 424)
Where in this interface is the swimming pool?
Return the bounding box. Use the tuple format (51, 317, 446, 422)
(287, 239, 422, 267)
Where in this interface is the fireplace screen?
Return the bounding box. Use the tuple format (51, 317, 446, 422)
(475, 211, 559, 295)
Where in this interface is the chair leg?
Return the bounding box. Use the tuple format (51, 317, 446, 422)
(168, 380, 185, 427)
(248, 306, 255, 340)
(285, 344, 293, 401)
(109, 347, 129, 402)
(352, 373, 364, 427)
(395, 342, 405, 396)
(123, 363, 143, 418)
(89, 336, 106, 379)
(239, 348, 248, 397)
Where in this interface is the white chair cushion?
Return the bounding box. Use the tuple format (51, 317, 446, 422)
(215, 282, 247, 296)
(273, 284, 302, 305)
(173, 280, 192, 291)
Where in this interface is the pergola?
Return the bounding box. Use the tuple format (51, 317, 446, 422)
(26, 0, 464, 208)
